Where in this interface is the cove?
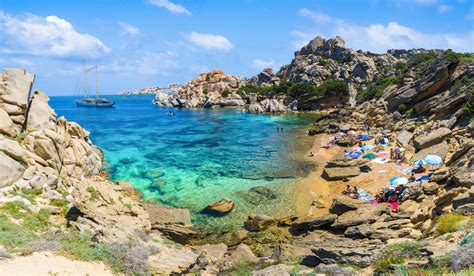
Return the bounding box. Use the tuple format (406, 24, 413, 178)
(50, 95, 315, 231)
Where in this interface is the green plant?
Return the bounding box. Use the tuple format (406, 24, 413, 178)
(373, 241, 424, 272)
(0, 215, 37, 253)
(289, 82, 320, 98)
(435, 213, 467, 236)
(22, 208, 51, 231)
(1, 201, 29, 219)
(442, 50, 460, 63)
(222, 90, 231, 97)
(49, 198, 69, 208)
(398, 104, 407, 113)
(230, 260, 253, 275)
(86, 186, 99, 201)
(317, 78, 348, 98)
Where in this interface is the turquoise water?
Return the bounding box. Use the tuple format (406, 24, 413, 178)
(50, 95, 314, 231)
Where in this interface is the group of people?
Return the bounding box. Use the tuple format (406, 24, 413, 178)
(342, 185, 360, 199)
(390, 148, 407, 164)
(374, 184, 408, 206)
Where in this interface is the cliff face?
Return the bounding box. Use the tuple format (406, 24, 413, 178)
(0, 68, 150, 242)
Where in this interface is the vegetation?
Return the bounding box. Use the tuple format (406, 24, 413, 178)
(435, 213, 467, 236)
(356, 75, 402, 103)
(240, 77, 348, 105)
(373, 241, 425, 272)
(86, 186, 99, 201)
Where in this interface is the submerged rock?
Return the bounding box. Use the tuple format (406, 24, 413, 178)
(245, 214, 276, 231)
(203, 198, 234, 215)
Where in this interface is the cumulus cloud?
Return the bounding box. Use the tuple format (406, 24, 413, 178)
(0, 12, 110, 58)
(437, 5, 452, 13)
(118, 21, 141, 37)
(295, 8, 474, 53)
(252, 59, 279, 70)
(298, 8, 332, 23)
(186, 32, 234, 51)
(147, 0, 191, 15)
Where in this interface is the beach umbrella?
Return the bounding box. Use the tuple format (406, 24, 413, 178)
(395, 147, 405, 153)
(339, 127, 350, 132)
(413, 159, 427, 166)
(390, 176, 409, 186)
(424, 155, 443, 165)
(361, 145, 374, 151)
(382, 129, 391, 134)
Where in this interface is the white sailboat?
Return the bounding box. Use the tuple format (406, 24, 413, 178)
(75, 62, 115, 107)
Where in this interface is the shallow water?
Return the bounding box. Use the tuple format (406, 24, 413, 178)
(50, 95, 314, 231)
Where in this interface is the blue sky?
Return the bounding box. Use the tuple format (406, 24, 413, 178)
(1, 0, 473, 95)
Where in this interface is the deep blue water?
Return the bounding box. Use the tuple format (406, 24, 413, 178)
(50, 95, 314, 230)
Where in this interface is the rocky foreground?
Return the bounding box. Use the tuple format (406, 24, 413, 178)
(1, 34, 473, 274)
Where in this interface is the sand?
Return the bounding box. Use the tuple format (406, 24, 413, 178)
(296, 133, 412, 218)
(0, 252, 113, 276)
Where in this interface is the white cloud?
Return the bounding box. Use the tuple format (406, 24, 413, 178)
(293, 8, 474, 53)
(106, 50, 179, 76)
(414, 0, 437, 5)
(252, 59, 279, 70)
(186, 32, 234, 51)
(0, 12, 110, 58)
(147, 0, 191, 16)
(298, 8, 332, 23)
(118, 21, 141, 37)
(437, 5, 452, 13)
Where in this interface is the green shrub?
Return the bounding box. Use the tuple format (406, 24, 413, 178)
(56, 231, 108, 261)
(1, 201, 29, 219)
(442, 50, 460, 63)
(22, 208, 51, 231)
(398, 104, 407, 113)
(317, 78, 348, 98)
(221, 90, 231, 97)
(435, 213, 467, 236)
(86, 186, 99, 201)
(395, 61, 407, 71)
(49, 198, 69, 208)
(0, 215, 37, 253)
(289, 82, 320, 98)
(230, 260, 253, 276)
(373, 241, 424, 272)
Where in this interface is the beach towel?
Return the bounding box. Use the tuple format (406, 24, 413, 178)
(385, 202, 400, 211)
(376, 151, 389, 157)
(372, 157, 389, 164)
(357, 188, 373, 201)
(363, 153, 377, 160)
(344, 151, 362, 159)
(416, 175, 431, 182)
(358, 134, 373, 141)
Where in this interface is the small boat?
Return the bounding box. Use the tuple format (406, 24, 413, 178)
(76, 62, 115, 107)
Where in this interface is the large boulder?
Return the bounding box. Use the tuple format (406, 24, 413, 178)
(0, 151, 25, 188)
(323, 166, 361, 180)
(0, 68, 34, 110)
(69, 176, 151, 242)
(449, 144, 473, 188)
(413, 127, 451, 150)
(331, 204, 390, 229)
(329, 196, 370, 215)
(291, 214, 338, 234)
(298, 231, 383, 268)
(412, 140, 450, 162)
(396, 130, 413, 147)
(0, 109, 20, 137)
(244, 214, 276, 231)
(203, 198, 234, 215)
(26, 89, 56, 131)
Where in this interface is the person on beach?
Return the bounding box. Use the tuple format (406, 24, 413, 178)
(408, 173, 416, 183)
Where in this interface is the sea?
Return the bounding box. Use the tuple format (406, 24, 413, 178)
(50, 95, 315, 231)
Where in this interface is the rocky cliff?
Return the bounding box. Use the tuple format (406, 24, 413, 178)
(153, 69, 246, 108)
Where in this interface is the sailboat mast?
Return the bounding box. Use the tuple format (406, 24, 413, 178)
(83, 61, 87, 99)
(96, 65, 98, 100)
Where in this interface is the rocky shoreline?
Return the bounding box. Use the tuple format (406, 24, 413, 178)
(1, 33, 473, 274)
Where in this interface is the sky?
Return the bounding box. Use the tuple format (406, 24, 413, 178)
(0, 0, 473, 95)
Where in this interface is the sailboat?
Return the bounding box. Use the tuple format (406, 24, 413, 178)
(75, 62, 115, 107)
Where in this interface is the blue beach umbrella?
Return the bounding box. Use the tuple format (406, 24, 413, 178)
(358, 134, 373, 141)
(424, 155, 443, 165)
(413, 159, 428, 166)
(390, 176, 409, 186)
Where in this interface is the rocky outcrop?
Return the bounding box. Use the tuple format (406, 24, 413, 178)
(323, 155, 369, 180)
(69, 176, 151, 242)
(153, 69, 245, 108)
